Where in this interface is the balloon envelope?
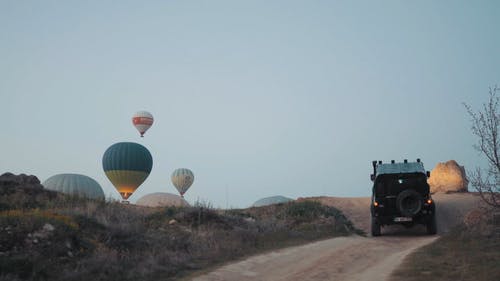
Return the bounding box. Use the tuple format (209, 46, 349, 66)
(136, 192, 189, 207)
(102, 142, 153, 200)
(252, 196, 293, 207)
(132, 111, 154, 137)
(43, 173, 105, 200)
(171, 168, 194, 196)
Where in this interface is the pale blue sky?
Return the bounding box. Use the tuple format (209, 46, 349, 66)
(1, 1, 499, 208)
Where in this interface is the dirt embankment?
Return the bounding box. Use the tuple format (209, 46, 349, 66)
(191, 193, 481, 281)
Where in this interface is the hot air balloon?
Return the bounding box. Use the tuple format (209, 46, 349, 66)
(136, 192, 189, 207)
(171, 168, 194, 197)
(132, 111, 154, 137)
(43, 173, 105, 200)
(252, 196, 293, 207)
(102, 142, 153, 202)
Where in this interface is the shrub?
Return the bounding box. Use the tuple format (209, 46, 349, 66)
(0, 182, 361, 281)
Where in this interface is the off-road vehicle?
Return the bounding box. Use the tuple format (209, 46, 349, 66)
(370, 159, 436, 236)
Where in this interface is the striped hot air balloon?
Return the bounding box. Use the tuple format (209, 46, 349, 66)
(132, 111, 154, 137)
(171, 168, 194, 197)
(43, 173, 105, 200)
(102, 142, 153, 201)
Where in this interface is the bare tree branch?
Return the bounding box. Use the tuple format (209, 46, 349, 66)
(464, 86, 500, 209)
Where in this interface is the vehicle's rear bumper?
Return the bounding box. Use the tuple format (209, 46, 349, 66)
(373, 211, 434, 226)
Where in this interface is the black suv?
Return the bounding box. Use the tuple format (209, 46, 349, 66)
(370, 159, 437, 236)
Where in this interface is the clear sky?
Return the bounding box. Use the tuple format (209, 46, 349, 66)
(1, 1, 499, 208)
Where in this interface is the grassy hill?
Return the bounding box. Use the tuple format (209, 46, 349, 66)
(0, 175, 361, 281)
(390, 209, 500, 281)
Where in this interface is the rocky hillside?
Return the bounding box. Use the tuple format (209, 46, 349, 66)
(0, 173, 360, 281)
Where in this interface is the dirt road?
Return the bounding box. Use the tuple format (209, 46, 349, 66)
(192, 193, 481, 281)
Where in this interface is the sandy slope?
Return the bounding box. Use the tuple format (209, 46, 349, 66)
(191, 193, 481, 281)
(313, 193, 482, 234)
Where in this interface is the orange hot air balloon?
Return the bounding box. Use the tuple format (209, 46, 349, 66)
(132, 111, 154, 137)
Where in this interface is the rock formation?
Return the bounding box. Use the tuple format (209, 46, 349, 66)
(428, 160, 469, 193)
(0, 172, 44, 192)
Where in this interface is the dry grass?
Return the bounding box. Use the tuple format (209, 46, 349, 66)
(390, 210, 500, 281)
(0, 184, 360, 281)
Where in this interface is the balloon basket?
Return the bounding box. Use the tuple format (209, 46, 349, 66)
(121, 200, 130, 204)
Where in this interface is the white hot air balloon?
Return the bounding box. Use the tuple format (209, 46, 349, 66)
(132, 111, 154, 137)
(252, 196, 293, 207)
(171, 168, 194, 197)
(136, 192, 189, 207)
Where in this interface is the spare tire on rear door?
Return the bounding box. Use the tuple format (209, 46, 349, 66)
(396, 189, 422, 217)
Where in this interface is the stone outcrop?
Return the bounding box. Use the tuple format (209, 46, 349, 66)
(0, 172, 44, 193)
(428, 160, 469, 193)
